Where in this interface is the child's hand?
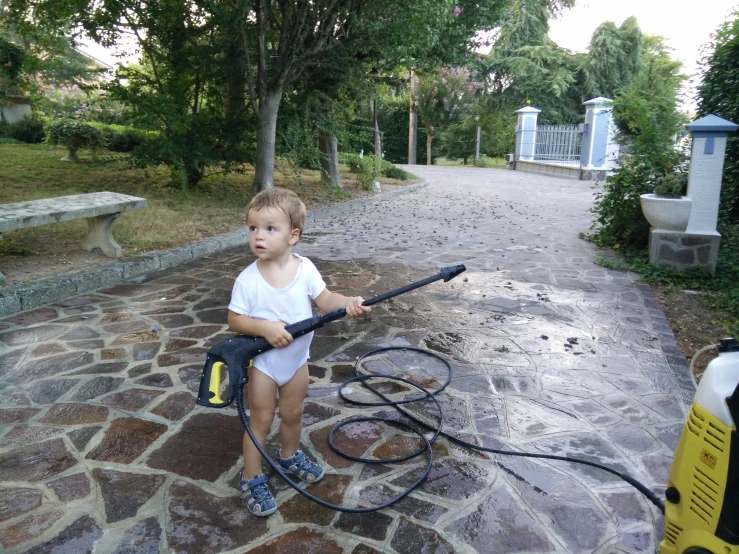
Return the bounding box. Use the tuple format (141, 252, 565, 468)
(345, 297, 371, 319)
(262, 321, 293, 348)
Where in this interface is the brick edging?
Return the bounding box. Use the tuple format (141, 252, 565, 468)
(0, 181, 428, 317)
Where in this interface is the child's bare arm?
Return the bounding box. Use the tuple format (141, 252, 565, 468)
(313, 289, 371, 319)
(227, 310, 293, 348)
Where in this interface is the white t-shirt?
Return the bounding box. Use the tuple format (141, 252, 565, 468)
(228, 254, 326, 385)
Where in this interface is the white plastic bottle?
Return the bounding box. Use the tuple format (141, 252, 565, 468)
(694, 338, 739, 427)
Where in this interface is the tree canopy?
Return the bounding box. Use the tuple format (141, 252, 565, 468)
(6, 0, 527, 189)
(697, 9, 739, 223)
(481, 8, 646, 125)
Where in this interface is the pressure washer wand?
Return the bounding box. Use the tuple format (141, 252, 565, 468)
(317, 263, 467, 326)
(196, 264, 466, 408)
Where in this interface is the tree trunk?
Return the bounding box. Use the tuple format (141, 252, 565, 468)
(426, 134, 434, 166)
(223, 19, 247, 118)
(252, 90, 284, 194)
(408, 68, 417, 164)
(319, 134, 342, 187)
(185, 162, 204, 189)
(373, 99, 381, 179)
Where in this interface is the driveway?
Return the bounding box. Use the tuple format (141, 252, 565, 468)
(0, 166, 690, 553)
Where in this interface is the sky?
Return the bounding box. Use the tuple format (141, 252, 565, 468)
(548, 0, 739, 111)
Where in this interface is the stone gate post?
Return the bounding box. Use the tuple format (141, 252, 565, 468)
(514, 105, 540, 163)
(580, 97, 618, 180)
(648, 114, 738, 273)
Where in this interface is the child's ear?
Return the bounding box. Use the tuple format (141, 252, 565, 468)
(289, 228, 300, 245)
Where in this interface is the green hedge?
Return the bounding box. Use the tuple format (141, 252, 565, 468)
(382, 166, 411, 180)
(0, 116, 149, 152)
(88, 122, 149, 152)
(0, 116, 45, 143)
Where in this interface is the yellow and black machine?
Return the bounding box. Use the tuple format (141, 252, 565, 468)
(660, 337, 739, 554)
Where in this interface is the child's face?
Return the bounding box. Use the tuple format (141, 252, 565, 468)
(247, 207, 300, 260)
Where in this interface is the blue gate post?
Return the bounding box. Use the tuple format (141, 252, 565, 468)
(580, 97, 618, 180)
(514, 104, 540, 164)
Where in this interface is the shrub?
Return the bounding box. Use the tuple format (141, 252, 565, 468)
(474, 154, 504, 168)
(108, 127, 147, 152)
(45, 119, 106, 161)
(339, 153, 396, 187)
(91, 124, 147, 152)
(3, 116, 45, 143)
(346, 154, 375, 189)
(588, 36, 686, 250)
(383, 166, 409, 180)
(35, 85, 132, 125)
(340, 153, 363, 173)
(654, 172, 687, 197)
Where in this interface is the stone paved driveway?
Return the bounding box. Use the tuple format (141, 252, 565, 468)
(0, 166, 691, 553)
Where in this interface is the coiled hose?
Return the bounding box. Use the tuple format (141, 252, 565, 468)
(237, 346, 666, 514)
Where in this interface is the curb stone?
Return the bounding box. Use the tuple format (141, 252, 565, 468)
(0, 181, 428, 317)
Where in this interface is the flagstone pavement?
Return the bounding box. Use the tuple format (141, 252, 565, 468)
(0, 166, 692, 553)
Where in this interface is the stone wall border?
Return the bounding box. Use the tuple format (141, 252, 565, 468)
(0, 181, 428, 317)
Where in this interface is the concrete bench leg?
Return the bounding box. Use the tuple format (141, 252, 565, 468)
(83, 213, 123, 258)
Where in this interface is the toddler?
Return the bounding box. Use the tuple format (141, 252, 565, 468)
(228, 188, 370, 516)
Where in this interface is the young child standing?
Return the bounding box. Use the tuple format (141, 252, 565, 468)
(227, 188, 370, 516)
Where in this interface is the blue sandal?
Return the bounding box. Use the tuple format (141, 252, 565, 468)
(276, 449, 324, 483)
(240, 473, 277, 516)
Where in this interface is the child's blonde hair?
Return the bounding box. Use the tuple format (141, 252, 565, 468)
(247, 188, 307, 236)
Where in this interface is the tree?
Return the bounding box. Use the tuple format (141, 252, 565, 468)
(481, 7, 644, 125)
(583, 17, 643, 98)
(589, 35, 686, 249)
(415, 67, 481, 164)
(481, 0, 583, 124)
(611, 35, 685, 144)
(439, 109, 515, 162)
(697, 9, 739, 222)
(239, 0, 519, 192)
(275, 49, 377, 188)
(1, 0, 105, 98)
(9, 0, 516, 191)
(0, 34, 25, 100)
(10, 0, 256, 188)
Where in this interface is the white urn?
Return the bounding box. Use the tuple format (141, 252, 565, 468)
(640, 193, 692, 232)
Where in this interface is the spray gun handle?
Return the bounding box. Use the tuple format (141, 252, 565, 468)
(196, 265, 467, 408)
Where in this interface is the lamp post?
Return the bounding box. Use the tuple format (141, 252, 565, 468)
(474, 113, 481, 165)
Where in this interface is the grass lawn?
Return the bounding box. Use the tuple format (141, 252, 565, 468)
(434, 156, 507, 168)
(0, 144, 416, 257)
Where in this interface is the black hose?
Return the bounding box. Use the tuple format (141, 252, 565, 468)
(237, 346, 666, 514)
(236, 373, 441, 512)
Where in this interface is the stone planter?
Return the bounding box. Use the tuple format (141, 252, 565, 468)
(640, 193, 692, 232)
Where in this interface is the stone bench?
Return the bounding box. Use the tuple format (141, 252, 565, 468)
(0, 192, 147, 285)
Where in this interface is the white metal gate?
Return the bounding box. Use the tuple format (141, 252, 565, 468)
(533, 124, 583, 166)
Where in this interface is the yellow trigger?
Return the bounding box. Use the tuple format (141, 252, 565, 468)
(209, 361, 226, 404)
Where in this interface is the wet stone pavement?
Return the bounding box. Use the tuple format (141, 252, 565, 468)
(0, 166, 691, 553)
